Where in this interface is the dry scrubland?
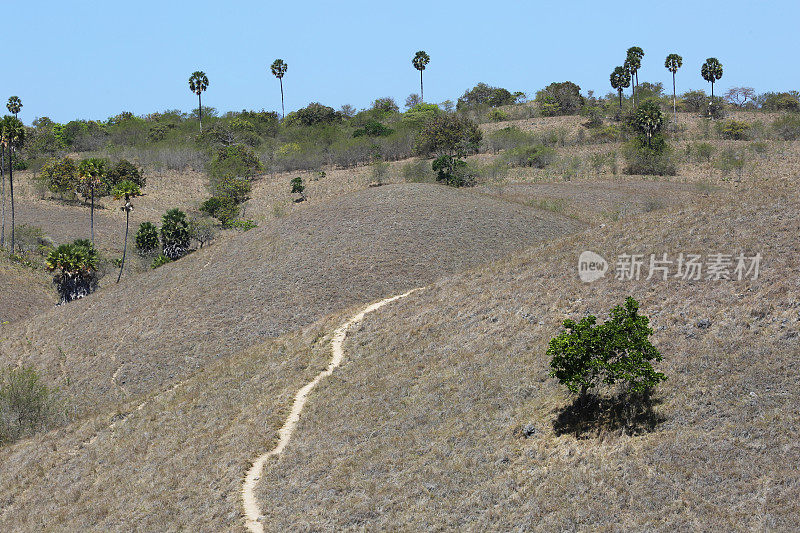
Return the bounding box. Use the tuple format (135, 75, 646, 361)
(1, 108, 799, 531)
(0, 183, 581, 415)
(257, 190, 800, 530)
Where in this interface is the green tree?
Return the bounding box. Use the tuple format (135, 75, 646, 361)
(160, 208, 190, 260)
(106, 159, 145, 188)
(188, 71, 209, 133)
(270, 59, 288, 119)
(1, 116, 24, 250)
(626, 47, 644, 97)
(111, 180, 141, 282)
(630, 100, 665, 147)
(45, 239, 99, 303)
(0, 365, 62, 445)
(701, 57, 723, 98)
(610, 67, 631, 111)
(40, 156, 79, 198)
(135, 221, 159, 255)
(77, 158, 109, 246)
(664, 53, 683, 118)
(548, 297, 666, 399)
(290, 176, 306, 201)
(6, 96, 22, 119)
(535, 81, 584, 116)
(412, 51, 431, 102)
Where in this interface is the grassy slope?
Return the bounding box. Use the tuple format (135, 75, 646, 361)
(0, 255, 54, 324)
(254, 189, 800, 530)
(0, 183, 582, 416)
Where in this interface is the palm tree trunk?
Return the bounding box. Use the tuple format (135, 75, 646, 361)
(672, 72, 677, 120)
(1, 145, 5, 248)
(279, 78, 285, 120)
(618, 90, 623, 111)
(9, 147, 14, 251)
(711, 81, 714, 99)
(90, 184, 95, 246)
(117, 208, 129, 283)
(420, 70, 424, 103)
(198, 93, 203, 133)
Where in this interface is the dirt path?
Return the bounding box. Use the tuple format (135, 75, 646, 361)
(240, 288, 422, 532)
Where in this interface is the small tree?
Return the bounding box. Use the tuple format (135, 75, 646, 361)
(6, 96, 22, 119)
(188, 71, 209, 133)
(0, 365, 62, 445)
(1, 116, 25, 250)
(160, 208, 190, 260)
(290, 176, 306, 201)
(107, 159, 145, 188)
(77, 158, 109, 246)
(111, 180, 141, 282)
(40, 156, 79, 198)
(610, 67, 631, 112)
(412, 51, 430, 102)
(626, 47, 644, 105)
(45, 239, 99, 304)
(630, 100, 664, 148)
(548, 297, 666, 400)
(701, 57, 723, 98)
(189, 216, 216, 248)
(135, 222, 159, 256)
(664, 53, 683, 118)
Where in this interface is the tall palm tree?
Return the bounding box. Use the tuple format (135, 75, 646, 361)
(625, 47, 644, 106)
(77, 158, 108, 246)
(1, 116, 24, 250)
(0, 121, 6, 248)
(610, 66, 631, 112)
(6, 96, 22, 119)
(701, 57, 723, 98)
(270, 59, 288, 119)
(412, 51, 431, 103)
(111, 180, 141, 283)
(664, 54, 683, 119)
(188, 71, 209, 133)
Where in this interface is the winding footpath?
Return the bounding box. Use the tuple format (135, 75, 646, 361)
(240, 288, 422, 532)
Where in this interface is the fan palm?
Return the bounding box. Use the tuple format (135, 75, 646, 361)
(412, 51, 431, 102)
(664, 54, 683, 119)
(188, 71, 209, 133)
(270, 59, 288, 119)
(6, 96, 22, 119)
(1, 116, 24, 250)
(701, 58, 723, 98)
(625, 47, 644, 106)
(111, 180, 141, 282)
(610, 67, 631, 112)
(77, 158, 108, 246)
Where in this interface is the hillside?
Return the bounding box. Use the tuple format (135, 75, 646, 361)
(0, 182, 583, 414)
(0, 255, 54, 324)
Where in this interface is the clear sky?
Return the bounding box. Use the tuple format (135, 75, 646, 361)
(3, 0, 799, 124)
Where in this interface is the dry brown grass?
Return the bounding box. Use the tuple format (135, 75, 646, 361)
(254, 187, 800, 531)
(0, 255, 54, 324)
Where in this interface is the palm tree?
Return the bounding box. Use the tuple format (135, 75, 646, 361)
(6, 96, 22, 119)
(625, 47, 644, 106)
(0, 121, 6, 248)
(77, 158, 108, 246)
(610, 66, 631, 112)
(1, 116, 24, 250)
(188, 71, 209, 133)
(412, 51, 430, 103)
(664, 54, 683, 119)
(111, 180, 141, 283)
(701, 57, 723, 98)
(270, 59, 288, 120)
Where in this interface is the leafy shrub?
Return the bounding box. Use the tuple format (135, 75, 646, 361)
(231, 219, 257, 231)
(0, 366, 64, 445)
(680, 90, 707, 112)
(718, 119, 750, 140)
(772, 114, 800, 140)
(188, 216, 216, 248)
(432, 154, 473, 187)
(106, 159, 145, 188)
(501, 145, 556, 168)
(200, 196, 240, 226)
(290, 176, 306, 200)
(212, 175, 251, 204)
(160, 209, 190, 259)
(12, 224, 53, 254)
(687, 142, 716, 162)
(353, 120, 394, 138)
(370, 97, 399, 118)
(592, 125, 621, 143)
(45, 239, 99, 304)
(151, 254, 172, 269)
(484, 126, 535, 153)
(622, 136, 677, 176)
(414, 114, 482, 157)
(40, 157, 78, 196)
(208, 144, 262, 181)
(548, 297, 666, 397)
(761, 92, 800, 112)
(457, 83, 520, 110)
(581, 106, 604, 128)
(535, 81, 584, 116)
(285, 102, 341, 126)
(135, 222, 159, 255)
(488, 109, 508, 122)
(402, 103, 441, 127)
(400, 159, 435, 182)
(706, 96, 726, 119)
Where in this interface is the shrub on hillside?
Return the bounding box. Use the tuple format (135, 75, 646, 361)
(285, 102, 341, 127)
(456, 83, 521, 110)
(501, 145, 556, 168)
(535, 81, 584, 116)
(771, 114, 800, 140)
(107, 159, 145, 188)
(414, 114, 482, 157)
(622, 137, 677, 176)
(680, 90, 707, 112)
(353, 120, 394, 138)
(432, 154, 474, 187)
(0, 366, 64, 446)
(718, 119, 750, 140)
(45, 239, 99, 304)
(151, 253, 172, 269)
(135, 222, 160, 256)
(188, 216, 216, 248)
(400, 159, 435, 182)
(402, 103, 442, 127)
(40, 156, 78, 197)
(160, 209, 190, 260)
(200, 196, 240, 226)
(761, 92, 800, 112)
(208, 144, 262, 180)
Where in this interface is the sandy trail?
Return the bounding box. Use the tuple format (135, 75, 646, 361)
(240, 288, 422, 532)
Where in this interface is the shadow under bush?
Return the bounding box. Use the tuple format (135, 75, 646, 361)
(553, 389, 664, 439)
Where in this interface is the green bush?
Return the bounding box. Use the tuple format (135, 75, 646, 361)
(207, 144, 263, 181)
(457, 83, 520, 110)
(414, 114, 482, 157)
(400, 159, 434, 183)
(0, 365, 63, 445)
(622, 136, 677, 176)
(231, 219, 257, 231)
(772, 114, 800, 140)
(432, 154, 473, 187)
(548, 297, 666, 397)
(761, 92, 800, 112)
(106, 159, 145, 188)
(501, 145, 556, 168)
(45, 239, 99, 303)
(402, 103, 441, 127)
(135, 222, 159, 255)
(160, 208, 190, 259)
(40, 157, 78, 197)
(151, 253, 172, 269)
(535, 81, 584, 116)
(718, 119, 750, 140)
(680, 90, 707, 112)
(200, 196, 240, 226)
(488, 109, 508, 122)
(353, 120, 394, 138)
(285, 102, 341, 126)
(212, 175, 251, 204)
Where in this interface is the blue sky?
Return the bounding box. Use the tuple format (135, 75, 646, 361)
(3, 0, 799, 124)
